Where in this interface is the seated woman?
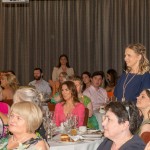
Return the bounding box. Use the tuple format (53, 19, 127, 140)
(136, 89, 150, 144)
(54, 81, 85, 127)
(13, 86, 46, 139)
(97, 101, 145, 150)
(50, 72, 68, 102)
(81, 71, 91, 92)
(0, 73, 19, 101)
(105, 69, 118, 100)
(0, 101, 48, 150)
(72, 76, 99, 129)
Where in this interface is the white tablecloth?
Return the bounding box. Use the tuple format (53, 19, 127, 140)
(48, 135, 103, 150)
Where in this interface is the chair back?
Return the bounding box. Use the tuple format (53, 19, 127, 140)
(2, 99, 13, 107)
(47, 102, 56, 111)
(83, 107, 89, 126)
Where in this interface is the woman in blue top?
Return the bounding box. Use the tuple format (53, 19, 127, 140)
(114, 43, 150, 103)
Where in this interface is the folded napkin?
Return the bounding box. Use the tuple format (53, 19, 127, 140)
(68, 135, 83, 142)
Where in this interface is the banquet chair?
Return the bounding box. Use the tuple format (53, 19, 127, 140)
(141, 132, 150, 144)
(2, 99, 13, 107)
(83, 108, 89, 126)
(48, 102, 56, 111)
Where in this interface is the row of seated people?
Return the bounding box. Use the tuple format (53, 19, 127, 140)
(0, 69, 150, 143)
(0, 85, 149, 150)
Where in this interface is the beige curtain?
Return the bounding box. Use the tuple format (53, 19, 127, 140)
(0, 0, 150, 85)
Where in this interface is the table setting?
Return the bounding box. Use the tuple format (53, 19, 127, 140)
(41, 106, 104, 150)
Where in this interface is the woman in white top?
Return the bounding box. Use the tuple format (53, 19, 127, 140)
(52, 54, 74, 81)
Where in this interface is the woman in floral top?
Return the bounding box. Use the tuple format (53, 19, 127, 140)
(0, 101, 48, 150)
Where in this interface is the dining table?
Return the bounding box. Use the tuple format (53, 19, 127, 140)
(48, 132, 104, 150)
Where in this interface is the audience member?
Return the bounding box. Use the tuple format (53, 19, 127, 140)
(52, 54, 74, 81)
(49, 72, 68, 98)
(13, 86, 46, 139)
(0, 101, 48, 150)
(83, 71, 108, 111)
(72, 76, 99, 129)
(0, 73, 19, 101)
(136, 89, 150, 144)
(54, 81, 85, 127)
(97, 101, 145, 150)
(114, 43, 150, 102)
(81, 71, 91, 92)
(105, 69, 118, 100)
(29, 68, 51, 99)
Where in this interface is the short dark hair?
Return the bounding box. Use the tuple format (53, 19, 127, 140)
(91, 71, 104, 79)
(34, 68, 43, 73)
(105, 101, 141, 134)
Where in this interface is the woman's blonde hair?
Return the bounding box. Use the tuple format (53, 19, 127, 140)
(2, 73, 19, 91)
(13, 86, 44, 106)
(10, 101, 43, 133)
(126, 43, 150, 74)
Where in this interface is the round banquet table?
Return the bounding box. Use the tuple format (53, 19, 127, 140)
(48, 135, 103, 150)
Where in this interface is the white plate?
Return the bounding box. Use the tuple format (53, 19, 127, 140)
(57, 140, 82, 144)
(82, 134, 102, 138)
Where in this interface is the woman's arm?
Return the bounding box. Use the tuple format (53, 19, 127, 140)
(0, 112, 8, 125)
(52, 67, 58, 81)
(87, 102, 93, 117)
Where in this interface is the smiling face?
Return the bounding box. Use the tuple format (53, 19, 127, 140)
(136, 90, 150, 111)
(124, 48, 141, 71)
(8, 112, 27, 134)
(82, 74, 91, 85)
(102, 110, 127, 140)
(61, 84, 73, 101)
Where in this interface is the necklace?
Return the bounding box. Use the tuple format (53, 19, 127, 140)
(122, 72, 137, 102)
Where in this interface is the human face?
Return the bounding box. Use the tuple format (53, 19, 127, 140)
(124, 48, 141, 70)
(82, 74, 91, 84)
(0, 76, 8, 88)
(60, 56, 67, 66)
(61, 84, 72, 101)
(136, 90, 150, 110)
(106, 73, 111, 82)
(74, 81, 81, 93)
(91, 75, 103, 89)
(102, 110, 125, 140)
(34, 70, 42, 80)
(8, 112, 27, 134)
(59, 74, 66, 83)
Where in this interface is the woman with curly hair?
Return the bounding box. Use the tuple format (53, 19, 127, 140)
(114, 43, 150, 103)
(0, 73, 19, 101)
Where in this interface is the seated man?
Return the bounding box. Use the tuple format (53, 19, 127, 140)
(83, 71, 108, 111)
(29, 68, 51, 100)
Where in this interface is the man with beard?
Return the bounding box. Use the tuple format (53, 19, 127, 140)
(29, 68, 51, 100)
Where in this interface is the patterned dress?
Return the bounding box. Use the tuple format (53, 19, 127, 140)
(0, 136, 44, 150)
